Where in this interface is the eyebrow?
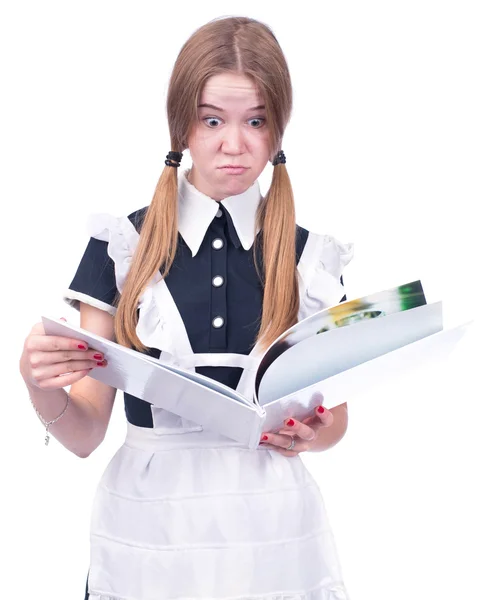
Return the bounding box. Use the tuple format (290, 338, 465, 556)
(197, 103, 266, 112)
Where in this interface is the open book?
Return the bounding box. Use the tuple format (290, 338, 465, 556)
(42, 280, 471, 449)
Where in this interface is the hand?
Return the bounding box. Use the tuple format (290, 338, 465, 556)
(20, 318, 107, 391)
(259, 405, 334, 457)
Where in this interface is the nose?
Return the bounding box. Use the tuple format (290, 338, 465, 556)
(221, 124, 245, 154)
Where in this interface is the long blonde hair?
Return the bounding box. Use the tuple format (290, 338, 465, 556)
(115, 16, 298, 352)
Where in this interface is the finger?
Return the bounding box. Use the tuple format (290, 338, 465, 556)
(260, 432, 310, 453)
(36, 368, 94, 391)
(280, 417, 316, 441)
(29, 349, 105, 367)
(32, 359, 105, 382)
(25, 333, 90, 353)
(259, 434, 301, 457)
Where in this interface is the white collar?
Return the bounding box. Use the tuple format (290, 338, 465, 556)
(177, 168, 262, 257)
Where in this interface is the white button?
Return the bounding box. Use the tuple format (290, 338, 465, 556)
(212, 238, 224, 250)
(212, 276, 224, 288)
(216, 208, 223, 218)
(212, 316, 225, 328)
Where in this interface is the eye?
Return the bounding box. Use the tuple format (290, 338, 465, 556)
(203, 117, 222, 128)
(248, 118, 265, 128)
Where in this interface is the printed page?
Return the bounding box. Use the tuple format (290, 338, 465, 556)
(255, 280, 427, 394)
(258, 302, 443, 405)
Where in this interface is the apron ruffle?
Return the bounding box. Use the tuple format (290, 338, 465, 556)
(86, 424, 350, 600)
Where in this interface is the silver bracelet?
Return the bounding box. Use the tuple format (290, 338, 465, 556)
(29, 392, 71, 446)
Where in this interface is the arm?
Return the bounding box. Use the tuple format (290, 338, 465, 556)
(21, 303, 117, 458)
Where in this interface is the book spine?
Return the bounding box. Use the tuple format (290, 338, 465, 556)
(247, 408, 266, 450)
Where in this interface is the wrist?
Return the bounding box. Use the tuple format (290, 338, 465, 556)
(29, 390, 71, 446)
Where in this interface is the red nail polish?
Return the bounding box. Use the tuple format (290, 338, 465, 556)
(93, 354, 103, 360)
(317, 406, 325, 414)
(78, 344, 87, 350)
(287, 419, 295, 427)
(97, 362, 104, 366)
(261, 435, 268, 442)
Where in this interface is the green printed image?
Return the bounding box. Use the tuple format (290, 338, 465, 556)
(316, 281, 425, 333)
(255, 280, 427, 393)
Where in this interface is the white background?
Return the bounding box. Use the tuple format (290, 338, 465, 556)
(1, 1, 485, 598)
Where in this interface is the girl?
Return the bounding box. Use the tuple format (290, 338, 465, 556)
(20, 16, 353, 600)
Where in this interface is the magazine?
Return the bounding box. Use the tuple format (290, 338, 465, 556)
(42, 280, 471, 448)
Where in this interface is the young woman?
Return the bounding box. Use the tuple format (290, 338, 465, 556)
(20, 16, 353, 600)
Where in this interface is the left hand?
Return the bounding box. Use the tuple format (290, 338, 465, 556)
(259, 405, 334, 457)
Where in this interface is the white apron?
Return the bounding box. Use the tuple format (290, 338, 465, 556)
(83, 215, 352, 600)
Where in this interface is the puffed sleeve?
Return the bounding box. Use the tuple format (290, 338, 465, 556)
(62, 212, 140, 315)
(298, 231, 354, 321)
(63, 236, 117, 315)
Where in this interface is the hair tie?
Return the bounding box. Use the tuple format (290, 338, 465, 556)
(165, 151, 183, 167)
(272, 150, 286, 166)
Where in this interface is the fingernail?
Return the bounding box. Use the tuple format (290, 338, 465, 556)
(260, 435, 268, 442)
(286, 419, 295, 427)
(93, 354, 103, 360)
(97, 361, 105, 366)
(78, 344, 87, 350)
(317, 406, 325, 414)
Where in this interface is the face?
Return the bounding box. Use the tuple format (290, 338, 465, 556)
(186, 72, 271, 200)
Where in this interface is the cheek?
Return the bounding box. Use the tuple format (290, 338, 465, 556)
(189, 128, 220, 155)
(253, 142, 272, 166)
(250, 130, 271, 158)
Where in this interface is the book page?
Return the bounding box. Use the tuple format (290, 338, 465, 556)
(258, 302, 443, 405)
(255, 280, 427, 396)
(263, 320, 473, 416)
(41, 316, 251, 406)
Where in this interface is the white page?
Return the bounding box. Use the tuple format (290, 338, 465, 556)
(259, 302, 443, 404)
(42, 316, 250, 405)
(262, 320, 472, 424)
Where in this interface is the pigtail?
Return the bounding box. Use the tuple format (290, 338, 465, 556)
(114, 156, 181, 351)
(112, 16, 298, 352)
(254, 159, 300, 350)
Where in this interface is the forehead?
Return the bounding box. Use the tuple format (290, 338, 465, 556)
(199, 73, 264, 109)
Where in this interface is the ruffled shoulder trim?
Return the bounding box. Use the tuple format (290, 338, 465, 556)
(86, 212, 172, 356)
(297, 231, 354, 321)
(86, 212, 142, 294)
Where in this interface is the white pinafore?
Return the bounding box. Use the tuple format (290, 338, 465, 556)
(83, 214, 353, 600)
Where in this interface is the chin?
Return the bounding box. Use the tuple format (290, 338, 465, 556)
(219, 171, 253, 190)
(224, 182, 250, 197)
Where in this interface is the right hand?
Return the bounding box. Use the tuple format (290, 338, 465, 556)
(20, 318, 107, 391)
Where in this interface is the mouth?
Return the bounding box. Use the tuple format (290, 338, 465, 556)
(219, 166, 249, 174)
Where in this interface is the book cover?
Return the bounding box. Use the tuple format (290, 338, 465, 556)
(42, 280, 471, 448)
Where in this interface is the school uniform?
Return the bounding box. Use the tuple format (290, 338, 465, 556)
(64, 168, 354, 600)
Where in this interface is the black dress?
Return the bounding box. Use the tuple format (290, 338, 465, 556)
(64, 169, 353, 600)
